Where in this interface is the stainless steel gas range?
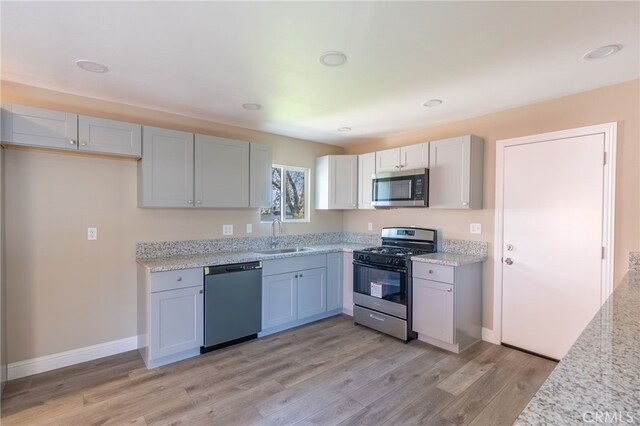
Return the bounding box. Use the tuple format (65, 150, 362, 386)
(352, 227, 437, 341)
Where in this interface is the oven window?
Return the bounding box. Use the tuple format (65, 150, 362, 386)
(354, 264, 407, 304)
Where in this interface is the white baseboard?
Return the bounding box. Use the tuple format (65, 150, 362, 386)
(8, 335, 139, 380)
(482, 327, 499, 344)
(342, 307, 353, 316)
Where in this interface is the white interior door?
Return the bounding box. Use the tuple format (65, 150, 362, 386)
(501, 133, 605, 360)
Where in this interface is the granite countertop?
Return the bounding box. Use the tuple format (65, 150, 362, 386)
(515, 271, 640, 424)
(137, 243, 368, 272)
(411, 252, 486, 267)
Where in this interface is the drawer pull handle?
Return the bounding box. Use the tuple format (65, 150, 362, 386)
(177, 277, 182, 282)
(370, 314, 385, 322)
(428, 270, 434, 274)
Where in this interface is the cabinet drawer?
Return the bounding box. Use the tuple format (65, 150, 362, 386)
(150, 268, 203, 293)
(263, 254, 326, 276)
(412, 262, 454, 284)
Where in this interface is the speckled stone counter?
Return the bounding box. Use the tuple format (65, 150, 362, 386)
(137, 243, 367, 272)
(515, 271, 640, 425)
(411, 252, 486, 267)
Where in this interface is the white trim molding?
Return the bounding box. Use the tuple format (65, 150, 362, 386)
(8, 335, 139, 380)
(493, 122, 617, 347)
(482, 327, 499, 344)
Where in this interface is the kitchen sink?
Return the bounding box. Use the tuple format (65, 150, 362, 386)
(254, 247, 313, 255)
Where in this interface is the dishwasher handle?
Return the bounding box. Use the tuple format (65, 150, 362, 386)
(205, 261, 262, 276)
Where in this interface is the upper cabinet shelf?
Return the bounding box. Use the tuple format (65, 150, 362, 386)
(1, 104, 141, 158)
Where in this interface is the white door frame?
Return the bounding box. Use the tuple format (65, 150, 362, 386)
(492, 122, 617, 345)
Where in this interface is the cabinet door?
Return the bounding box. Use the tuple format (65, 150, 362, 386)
(330, 155, 358, 209)
(297, 267, 327, 319)
(78, 115, 141, 157)
(358, 152, 375, 209)
(326, 252, 343, 311)
(376, 147, 400, 173)
(249, 143, 273, 208)
(1, 104, 77, 150)
(401, 142, 429, 170)
(413, 278, 454, 344)
(429, 136, 470, 209)
(263, 272, 297, 329)
(150, 286, 203, 359)
(139, 126, 194, 208)
(195, 135, 249, 208)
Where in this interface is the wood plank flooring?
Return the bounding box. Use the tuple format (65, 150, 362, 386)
(1, 315, 557, 425)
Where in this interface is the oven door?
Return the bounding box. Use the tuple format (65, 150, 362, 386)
(353, 261, 408, 319)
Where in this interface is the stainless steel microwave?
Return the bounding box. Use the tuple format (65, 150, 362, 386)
(371, 168, 428, 208)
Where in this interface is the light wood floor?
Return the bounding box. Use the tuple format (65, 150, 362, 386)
(1, 315, 556, 425)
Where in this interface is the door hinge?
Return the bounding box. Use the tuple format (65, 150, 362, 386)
(603, 152, 607, 165)
(602, 246, 605, 259)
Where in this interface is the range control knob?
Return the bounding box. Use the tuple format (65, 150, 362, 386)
(395, 259, 402, 266)
(386, 258, 393, 264)
(358, 254, 365, 261)
(365, 256, 371, 262)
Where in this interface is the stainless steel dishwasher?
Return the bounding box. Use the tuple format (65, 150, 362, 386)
(202, 261, 262, 352)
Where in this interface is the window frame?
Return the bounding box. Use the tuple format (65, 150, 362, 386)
(260, 164, 310, 223)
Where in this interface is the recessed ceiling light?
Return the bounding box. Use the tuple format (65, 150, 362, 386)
(242, 103, 262, 110)
(75, 60, 109, 73)
(320, 51, 347, 67)
(583, 45, 622, 60)
(423, 99, 442, 107)
(337, 127, 351, 133)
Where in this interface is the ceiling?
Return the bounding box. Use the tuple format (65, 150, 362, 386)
(1, 2, 639, 146)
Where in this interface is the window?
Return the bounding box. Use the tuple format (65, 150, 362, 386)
(260, 165, 309, 222)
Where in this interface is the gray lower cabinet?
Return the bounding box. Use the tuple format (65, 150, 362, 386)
(261, 254, 343, 335)
(412, 261, 482, 353)
(138, 266, 204, 368)
(326, 252, 343, 311)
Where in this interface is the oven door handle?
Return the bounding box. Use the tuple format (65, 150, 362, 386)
(352, 260, 406, 273)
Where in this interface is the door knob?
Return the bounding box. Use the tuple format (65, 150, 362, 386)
(505, 258, 514, 265)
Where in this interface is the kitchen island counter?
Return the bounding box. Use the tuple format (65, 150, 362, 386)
(515, 270, 640, 424)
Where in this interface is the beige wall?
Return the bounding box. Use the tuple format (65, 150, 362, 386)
(344, 79, 640, 330)
(1, 81, 344, 363)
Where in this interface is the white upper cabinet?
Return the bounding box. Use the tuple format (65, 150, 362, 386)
(78, 115, 141, 157)
(249, 143, 273, 208)
(429, 135, 484, 209)
(195, 134, 249, 208)
(315, 155, 358, 210)
(138, 126, 194, 208)
(376, 142, 429, 173)
(1, 104, 77, 150)
(358, 152, 375, 209)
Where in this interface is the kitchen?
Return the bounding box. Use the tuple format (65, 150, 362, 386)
(0, 1, 639, 425)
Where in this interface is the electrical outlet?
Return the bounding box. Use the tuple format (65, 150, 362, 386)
(470, 223, 482, 234)
(246, 224, 253, 233)
(87, 227, 97, 240)
(367, 222, 373, 231)
(222, 225, 233, 236)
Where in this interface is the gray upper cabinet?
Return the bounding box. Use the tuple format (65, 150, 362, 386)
(1, 104, 77, 150)
(358, 152, 375, 210)
(138, 126, 194, 208)
(429, 135, 484, 209)
(315, 155, 358, 210)
(249, 143, 273, 208)
(376, 142, 429, 173)
(195, 135, 249, 208)
(78, 115, 141, 157)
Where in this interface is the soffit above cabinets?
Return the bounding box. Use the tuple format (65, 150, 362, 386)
(1, 2, 638, 146)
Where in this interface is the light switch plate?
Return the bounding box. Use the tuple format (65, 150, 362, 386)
(246, 224, 253, 233)
(87, 227, 97, 240)
(367, 222, 373, 231)
(223, 225, 233, 235)
(470, 223, 482, 234)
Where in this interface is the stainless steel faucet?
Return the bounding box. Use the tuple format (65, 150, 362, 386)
(271, 218, 282, 248)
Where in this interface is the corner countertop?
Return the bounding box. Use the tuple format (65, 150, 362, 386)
(411, 252, 487, 267)
(515, 271, 640, 424)
(137, 243, 368, 272)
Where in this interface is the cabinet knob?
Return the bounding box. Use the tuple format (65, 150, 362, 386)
(177, 277, 182, 282)
(428, 269, 434, 274)
(199, 289, 203, 294)
(196, 200, 202, 204)
(69, 140, 76, 145)
(295, 274, 298, 278)
(81, 141, 87, 146)
(299, 273, 303, 277)
(187, 200, 193, 205)
(462, 201, 469, 206)
(447, 288, 452, 293)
